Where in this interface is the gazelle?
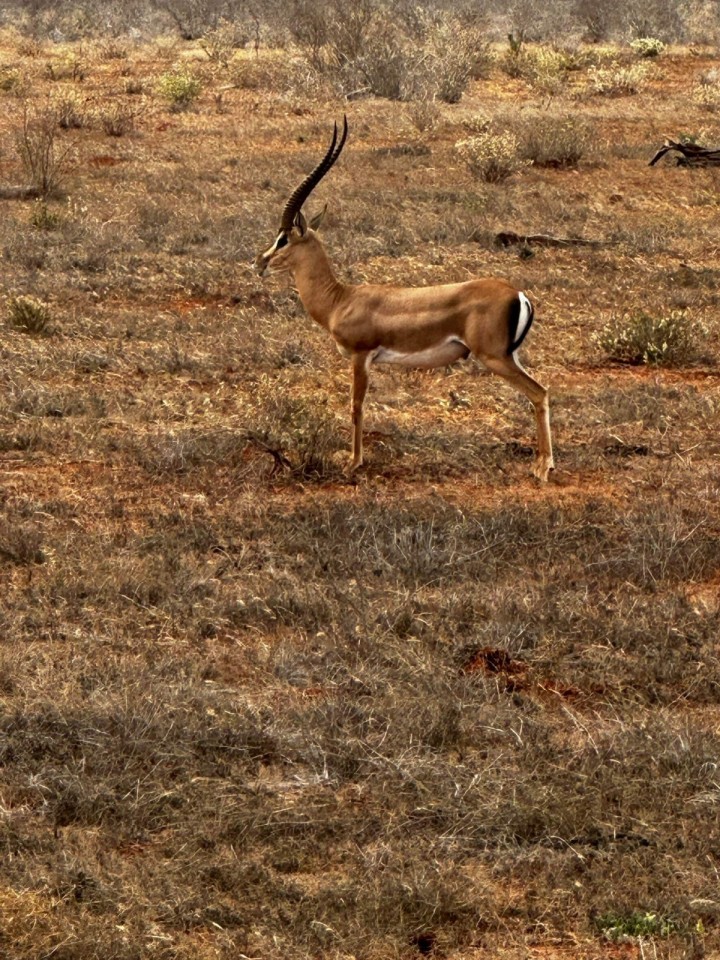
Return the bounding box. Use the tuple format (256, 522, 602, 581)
(255, 117, 554, 481)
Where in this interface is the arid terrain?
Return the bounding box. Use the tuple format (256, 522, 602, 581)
(1, 7, 719, 959)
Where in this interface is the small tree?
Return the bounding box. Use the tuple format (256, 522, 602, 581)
(15, 104, 71, 197)
(154, 0, 246, 40)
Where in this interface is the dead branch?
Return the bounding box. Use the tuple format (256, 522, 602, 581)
(649, 138, 720, 167)
(0, 185, 42, 200)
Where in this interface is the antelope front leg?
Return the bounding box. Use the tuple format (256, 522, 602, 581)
(349, 351, 370, 472)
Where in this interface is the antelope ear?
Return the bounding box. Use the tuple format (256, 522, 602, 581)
(309, 204, 328, 231)
(294, 210, 308, 235)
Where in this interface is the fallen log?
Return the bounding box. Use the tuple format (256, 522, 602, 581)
(649, 138, 720, 167)
(0, 185, 42, 200)
(494, 230, 603, 248)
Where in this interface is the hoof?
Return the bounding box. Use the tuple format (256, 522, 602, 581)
(532, 458, 555, 483)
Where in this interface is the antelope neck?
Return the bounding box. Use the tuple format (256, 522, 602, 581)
(292, 243, 346, 328)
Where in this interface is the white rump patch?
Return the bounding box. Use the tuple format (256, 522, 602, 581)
(516, 292, 533, 346)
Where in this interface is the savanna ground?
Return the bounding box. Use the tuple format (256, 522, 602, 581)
(1, 3, 720, 958)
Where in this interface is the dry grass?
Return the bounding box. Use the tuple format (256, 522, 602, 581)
(0, 13, 719, 960)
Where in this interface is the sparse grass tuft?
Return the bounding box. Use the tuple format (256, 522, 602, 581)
(29, 201, 62, 231)
(94, 37, 129, 61)
(52, 90, 88, 129)
(0, 519, 45, 565)
(98, 101, 138, 137)
(248, 390, 343, 479)
(405, 96, 441, 133)
(0, 67, 21, 92)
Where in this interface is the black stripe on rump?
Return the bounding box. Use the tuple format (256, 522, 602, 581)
(507, 295, 534, 355)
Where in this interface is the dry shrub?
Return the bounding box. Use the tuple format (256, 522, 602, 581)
(456, 131, 527, 183)
(586, 62, 650, 97)
(94, 37, 130, 60)
(515, 112, 594, 168)
(289, 0, 375, 69)
(157, 0, 247, 41)
(422, 16, 491, 103)
(200, 17, 248, 64)
(247, 388, 343, 480)
(693, 69, 720, 111)
(98, 101, 138, 137)
(573, 0, 621, 41)
(291, 3, 488, 103)
(500, 45, 575, 95)
(45, 54, 87, 82)
(51, 89, 88, 129)
(0, 518, 45, 565)
(623, 0, 687, 42)
(15, 104, 71, 197)
(352, 21, 417, 100)
(405, 96, 441, 133)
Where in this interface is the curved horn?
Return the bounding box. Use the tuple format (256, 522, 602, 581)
(280, 115, 348, 232)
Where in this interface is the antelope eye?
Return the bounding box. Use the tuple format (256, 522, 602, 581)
(275, 233, 288, 250)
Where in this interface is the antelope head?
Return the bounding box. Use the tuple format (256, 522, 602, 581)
(255, 116, 348, 277)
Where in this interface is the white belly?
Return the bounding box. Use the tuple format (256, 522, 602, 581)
(372, 338, 470, 369)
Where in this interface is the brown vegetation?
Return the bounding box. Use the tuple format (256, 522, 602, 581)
(0, 3, 719, 959)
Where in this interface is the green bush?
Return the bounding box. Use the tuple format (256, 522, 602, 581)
(30, 202, 62, 231)
(157, 69, 202, 111)
(630, 37, 665, 57)
(595, 310, 704, 365)
(7, 295, 52, 335)
(597, 911, 677, 940)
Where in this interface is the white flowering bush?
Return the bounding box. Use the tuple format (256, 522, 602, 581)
(456, 131, 527, 183)
(630, 37, 665, 58)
